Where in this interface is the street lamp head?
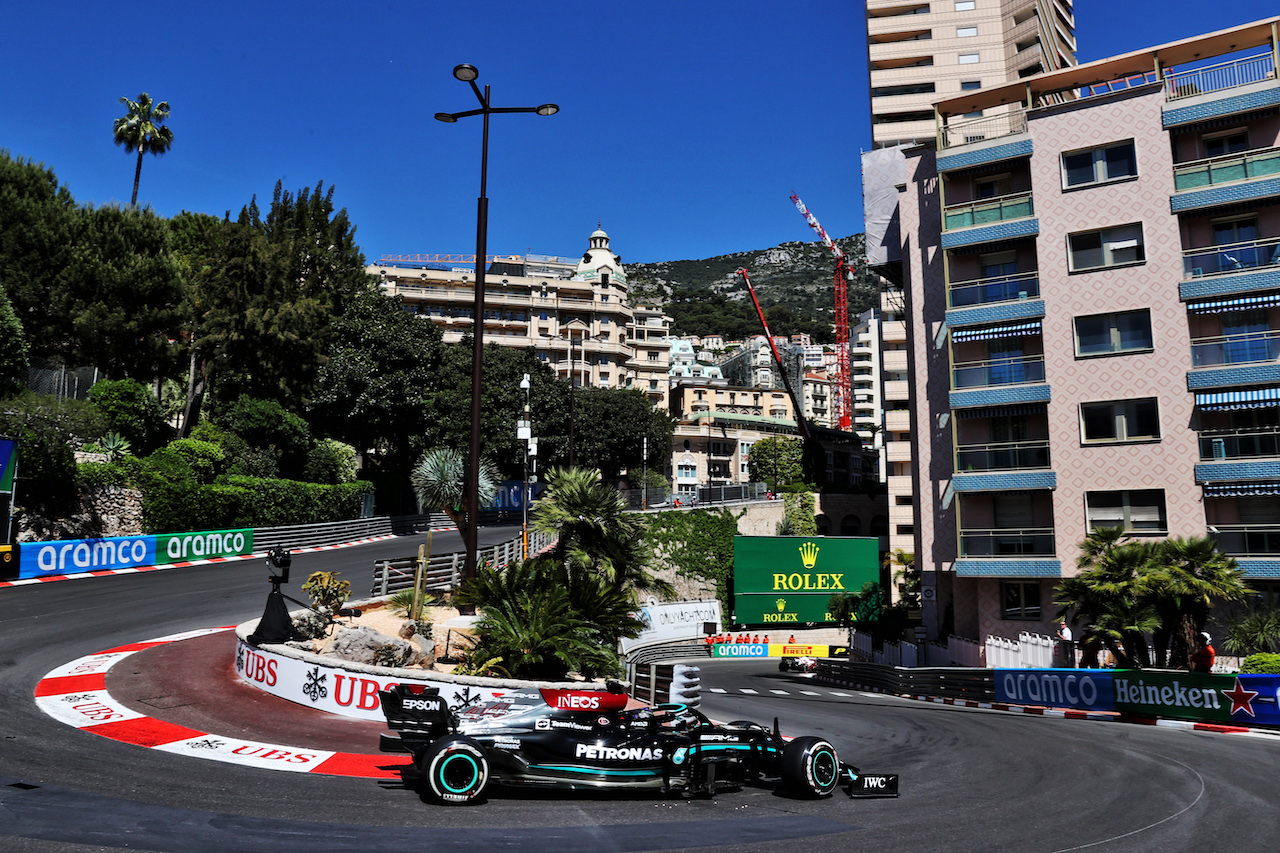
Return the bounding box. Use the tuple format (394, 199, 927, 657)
(434, 112, 458, 123)
(452, 64, 479, 82)
(520, 373, 531, 391)
(536, 103, 560, 117)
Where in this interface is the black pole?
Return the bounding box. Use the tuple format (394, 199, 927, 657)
(464, 87, 490, 587)
(569, 337, 576, 468)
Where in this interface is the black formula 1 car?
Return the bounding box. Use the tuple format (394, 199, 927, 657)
(378, 683, 898, 805)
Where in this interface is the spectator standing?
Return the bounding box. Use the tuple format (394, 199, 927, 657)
(1190, 632, 1216, 673)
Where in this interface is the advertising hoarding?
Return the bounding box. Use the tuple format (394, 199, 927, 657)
(732, 535, 880, 625)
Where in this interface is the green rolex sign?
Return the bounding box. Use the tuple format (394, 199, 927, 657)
(733, 536, 880, 626)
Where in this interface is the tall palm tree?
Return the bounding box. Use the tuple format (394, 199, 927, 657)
(112, 93, 173, 207)
(410, 447, 497, 531)
(1055, 527, 1161, 668)
(532, 466, 672, 598)
(1149, 536, 1246, 667)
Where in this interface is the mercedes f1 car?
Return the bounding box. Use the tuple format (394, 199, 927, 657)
(379, 683, 899, 805)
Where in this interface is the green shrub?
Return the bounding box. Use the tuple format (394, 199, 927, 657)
(302, 570, 350, 615)
(1240, 653, 1280, 674)
(304, 438, 357, 484)
(0, 392, 104, 518)
(140, 475, 373, 533)
(213, 395, 311, 479)
(78, 458, 143, 489)
(165, 438, 225, 484)
(89, 379, 171, 454)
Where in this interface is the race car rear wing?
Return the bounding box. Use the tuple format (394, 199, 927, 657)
(378, 684, 455, 754)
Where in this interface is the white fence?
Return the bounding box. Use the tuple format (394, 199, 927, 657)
(982, 631, 1059, 669)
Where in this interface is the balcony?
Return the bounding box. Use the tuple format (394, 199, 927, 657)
(1199, 427, 1280, 461)
(1183, 236, 1280, 280)
(959, 527, 1056, 557)
(943, 192, 1034, 231)
(948, 272, 1040, 309)
(1171, 146, 1280, 214)
(1211, 524, 1280, 557)
(953, 354, 1046, 389)
(1190, 327, 1280, 370)
(956, 440, 1050, 472)
(940, 109, 1028, 151)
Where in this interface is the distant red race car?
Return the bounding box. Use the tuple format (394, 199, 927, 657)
(779, 655, 818, 673)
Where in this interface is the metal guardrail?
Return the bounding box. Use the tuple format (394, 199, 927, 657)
(254, 513, 452, 551)
(818, 659, 996, 702)
(369, 530, 554, 596)
(626, 641, 711, 667)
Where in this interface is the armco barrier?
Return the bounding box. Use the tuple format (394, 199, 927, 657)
(818, 658, 996, 702)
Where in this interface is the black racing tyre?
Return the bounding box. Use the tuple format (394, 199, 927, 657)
(418, 736, 489, 804)
(781, 736, 840, 798)
(779, 660, 788, 672)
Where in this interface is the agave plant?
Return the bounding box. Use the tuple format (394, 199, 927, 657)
(101, 431, 132, 462)
(410, 447, 498, 530)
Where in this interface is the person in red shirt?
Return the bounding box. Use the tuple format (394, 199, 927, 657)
(752, 634, 760, 644)
(762, 635, 770, 644)
(1190, 632, 1215, 673)
(787, 634, 797, 644)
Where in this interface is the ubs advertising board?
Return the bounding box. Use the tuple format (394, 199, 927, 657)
(732, 535, 879, 625)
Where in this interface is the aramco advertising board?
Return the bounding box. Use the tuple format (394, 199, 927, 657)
(733, 535, 880, 625)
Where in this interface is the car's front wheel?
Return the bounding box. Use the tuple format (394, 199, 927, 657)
(419, 736, 489, 804)
(781, 736, 840, 798)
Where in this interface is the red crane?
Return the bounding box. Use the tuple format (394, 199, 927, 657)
(790, 193, 853, 432)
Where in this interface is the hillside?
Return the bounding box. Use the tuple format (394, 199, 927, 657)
(627, 234, 878, 344)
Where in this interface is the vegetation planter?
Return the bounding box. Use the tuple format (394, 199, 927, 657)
(235, 599, 621, 722)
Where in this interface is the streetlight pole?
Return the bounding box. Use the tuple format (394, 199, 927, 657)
(518, 373, 531, 559)
(436, 65, 557, 586)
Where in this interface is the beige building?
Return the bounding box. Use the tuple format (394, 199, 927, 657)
(865, 0, 1077, 571)
(371, 227, 671, 400)
(867, 0, 1077, 149)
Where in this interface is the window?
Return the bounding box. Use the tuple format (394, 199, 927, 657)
(955, 0, 976, 9)
(961, 80, 982, 90)
(957, 26, 978, 37)
(1074, 310, 1152, 356)
(1002, 581, 1041, 620)
(959, 53, 980, 64)
(1068, 224, 1145, 271)
(974, 174, 1010, 199)
(1080, 399, 1160, 443)
(677, 464, 697, 480)
(1204, 130, 1248, 158)
(1062, 141, 1137, 188)
(1214, 216, 1259, 247)
(1086, 489, 1167, 533)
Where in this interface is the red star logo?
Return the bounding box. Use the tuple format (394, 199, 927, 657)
(1222, 678, 1260, 717)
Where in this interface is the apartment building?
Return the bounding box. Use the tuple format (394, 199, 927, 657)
(867, 0, 1077, 149)
(888, 18, 1280, 643)
(371, 227, 672, 399)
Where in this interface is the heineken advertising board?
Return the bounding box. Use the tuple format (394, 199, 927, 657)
(733, 535, 880, 626)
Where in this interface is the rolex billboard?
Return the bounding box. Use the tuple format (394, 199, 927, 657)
(732, 536, 880, 625)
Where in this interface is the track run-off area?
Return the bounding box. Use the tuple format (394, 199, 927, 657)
(4, 530, 1280, 852)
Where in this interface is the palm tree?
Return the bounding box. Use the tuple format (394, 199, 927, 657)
(112, 93, 173, 207)
(883, 548, 918, 607)
(1148, 536, 1247, 667)
(410, 447, 497, 531)
(532, 466, 672, 598)
(1055, 527, 1161, 668)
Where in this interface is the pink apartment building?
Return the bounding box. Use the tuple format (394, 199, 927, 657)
(889, 18, 1280, 644)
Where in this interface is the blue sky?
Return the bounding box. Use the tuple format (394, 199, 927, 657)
(3, 1, 1276, 265)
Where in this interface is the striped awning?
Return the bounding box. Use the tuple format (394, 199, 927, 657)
(956, 403, 1048, 419)
(1187, 292, 1280, 314)
(1204, 482, 1280, 497)
(951, 321, 1042, 343)
(1195, 387, 1280, 410)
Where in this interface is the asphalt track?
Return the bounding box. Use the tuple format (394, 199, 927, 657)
(4, 531, 1280, 852)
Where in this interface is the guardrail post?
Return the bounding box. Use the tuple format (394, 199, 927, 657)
(377, 561, 389, 596)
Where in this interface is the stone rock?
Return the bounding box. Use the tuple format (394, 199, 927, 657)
(329, 625, 426, 667)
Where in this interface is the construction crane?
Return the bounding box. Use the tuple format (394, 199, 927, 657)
(736, 268, 810, 441)
(790, 193, 854, 432)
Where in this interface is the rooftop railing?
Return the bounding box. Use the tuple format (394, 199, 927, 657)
(1174, 145, 1280, 191)
(943, 192, 1034, 231)
(1166, 53, 1276, 101)
(1183, 236, 1280, 278)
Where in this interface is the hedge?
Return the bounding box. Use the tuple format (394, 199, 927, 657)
(141, 476, 374, 533)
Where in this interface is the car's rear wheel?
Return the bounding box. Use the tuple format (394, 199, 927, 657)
(419, 736, 488, 804)
(781, 736, 840, 798)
